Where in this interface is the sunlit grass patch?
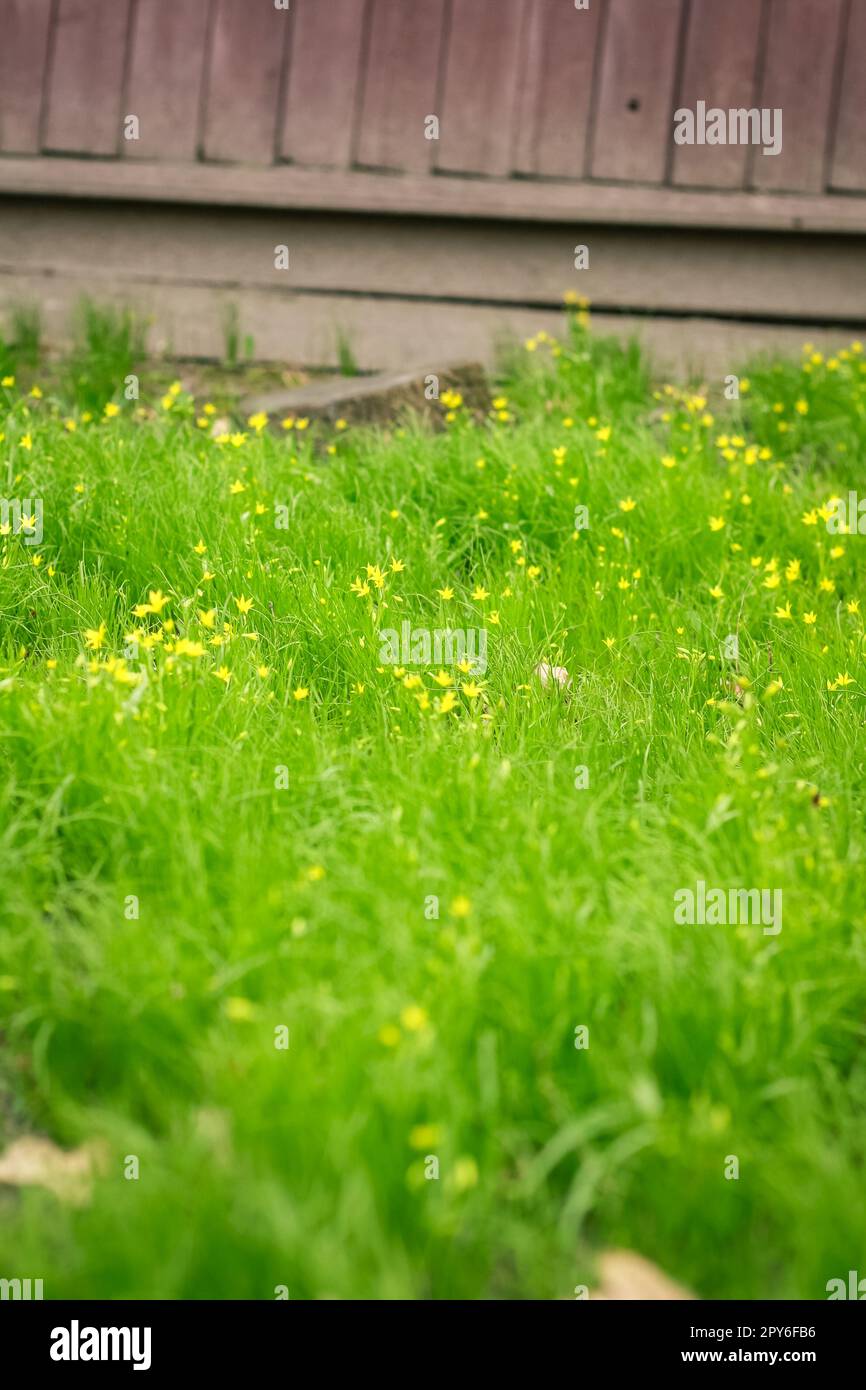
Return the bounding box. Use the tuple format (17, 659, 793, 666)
(1, 314, 865, 1298)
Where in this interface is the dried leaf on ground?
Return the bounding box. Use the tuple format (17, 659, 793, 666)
(0, 1136, 108, 1205)
(591, 1249, 695, 1300)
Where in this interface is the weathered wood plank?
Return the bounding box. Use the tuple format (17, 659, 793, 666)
(672, 0, 764, 189)
(124, 0, 210, 161)
(511, 0, 546, 175)
(752, 0, 845, 192)
(435, 0, 525, 176)
(590, 0, 684, 183)
(513, 0, 602, 178)
(203, 0, 288, 163)
(3, 157, 866, 234)
(43, 0, 132, 155)
(281, 0, 367, 168)
(830, 0, 866, 191)
(0, 0, 53, 153)
(356, 0, 446, 172)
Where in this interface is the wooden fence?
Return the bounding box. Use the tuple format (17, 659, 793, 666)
(1, 0, 864, 207)
(0, 0, 864, 373)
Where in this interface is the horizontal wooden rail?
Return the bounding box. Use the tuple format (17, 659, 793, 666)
(2, 158, 866, 234)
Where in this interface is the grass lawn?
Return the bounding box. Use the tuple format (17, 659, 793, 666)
(1, 309, 865, 1300)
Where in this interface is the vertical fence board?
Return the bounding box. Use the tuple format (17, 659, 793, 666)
(512, 0, 546, 174)
(752, 0, 844, 192)
(513, 0, 602, 179)
(356, 0, 446, 172)
(281, 0, 368, 167)
(203, 0, 288, 163)
(671, 0, 764, 188)
(830, 0, 866, 191)
(43, 0, 131, 155)
(124, 0, 211, 160)
(0, 0, 53, 153)
(435, 0, 525, 176)
(590, 0, 684, 183)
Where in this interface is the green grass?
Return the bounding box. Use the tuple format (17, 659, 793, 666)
(1, 311, 865, 1300)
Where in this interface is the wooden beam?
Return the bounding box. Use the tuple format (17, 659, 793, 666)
(0, 157, 865, 234)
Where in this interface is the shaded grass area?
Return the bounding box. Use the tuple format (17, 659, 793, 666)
(0, 309, 865, 1298)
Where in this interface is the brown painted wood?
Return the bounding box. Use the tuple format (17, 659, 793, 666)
(830, 0, 866, 191)
(124, 0, 211, 161)
(512, 0, 546, 175)
(435, 0, 525, 176)
(590, 0, 684, 183)
(43, 0, 132, 156)
(513, 0, 602, 178)
(356, 0, 446, 172)
(752, 0, 845, 193)
(281, 0, 368, 168)
(4, 157, 866, 234)
(0, 0, 53, 154)
(203, 0, 288, 163)
(672, 0, 764, 189)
